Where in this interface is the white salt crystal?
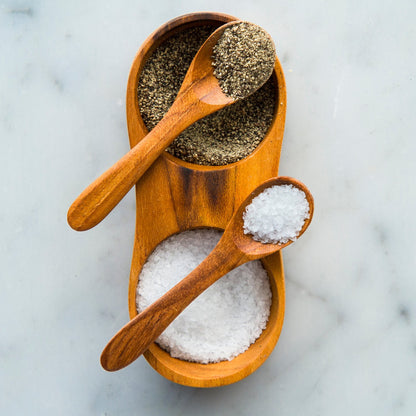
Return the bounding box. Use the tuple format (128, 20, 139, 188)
(136, 229, 272, 364)
(243, 184, 310, 244)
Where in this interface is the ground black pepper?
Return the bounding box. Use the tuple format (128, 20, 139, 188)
(137, 25, 276, 166)
(212, 22, 276, 100)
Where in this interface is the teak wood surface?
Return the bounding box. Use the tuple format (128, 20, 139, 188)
(123, 12, 287, 387)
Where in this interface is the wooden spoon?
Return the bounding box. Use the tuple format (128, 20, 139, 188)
(100, 176, 314, 371)
(67, 21, 251, 231)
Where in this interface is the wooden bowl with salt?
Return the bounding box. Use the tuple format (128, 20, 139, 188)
(125, 12, 287, 387)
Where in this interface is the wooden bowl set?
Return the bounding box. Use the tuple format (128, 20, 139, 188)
(121, 12, 287, 387)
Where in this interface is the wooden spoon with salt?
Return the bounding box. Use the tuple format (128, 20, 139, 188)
(68, 20, 273, 231)
(100, 176, 314, 371)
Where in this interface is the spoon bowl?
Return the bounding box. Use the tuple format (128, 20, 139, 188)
(231, 176, 314, 258)
(100, 176, 313, 372)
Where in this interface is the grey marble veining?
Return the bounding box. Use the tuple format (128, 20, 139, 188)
(1, 1, 415, 415)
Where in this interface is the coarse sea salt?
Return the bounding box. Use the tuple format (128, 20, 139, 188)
(243, 184, 310, 244)
(136, 229, 272, 364)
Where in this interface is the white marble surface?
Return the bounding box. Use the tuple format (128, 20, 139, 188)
(1, 1, 415, 414)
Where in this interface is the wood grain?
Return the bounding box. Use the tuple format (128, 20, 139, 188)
(123, 12, 288, 387)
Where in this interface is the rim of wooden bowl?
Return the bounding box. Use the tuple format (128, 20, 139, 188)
(126, 12, 287, 387)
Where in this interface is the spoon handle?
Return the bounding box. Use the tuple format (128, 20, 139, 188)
(67, 89, 209, 231)
(100, 237, 245, 371)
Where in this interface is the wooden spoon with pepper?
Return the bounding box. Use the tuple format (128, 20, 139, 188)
(67, 21, 274, 231)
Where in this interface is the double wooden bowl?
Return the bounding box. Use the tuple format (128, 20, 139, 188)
(126, 12, 287, 387)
